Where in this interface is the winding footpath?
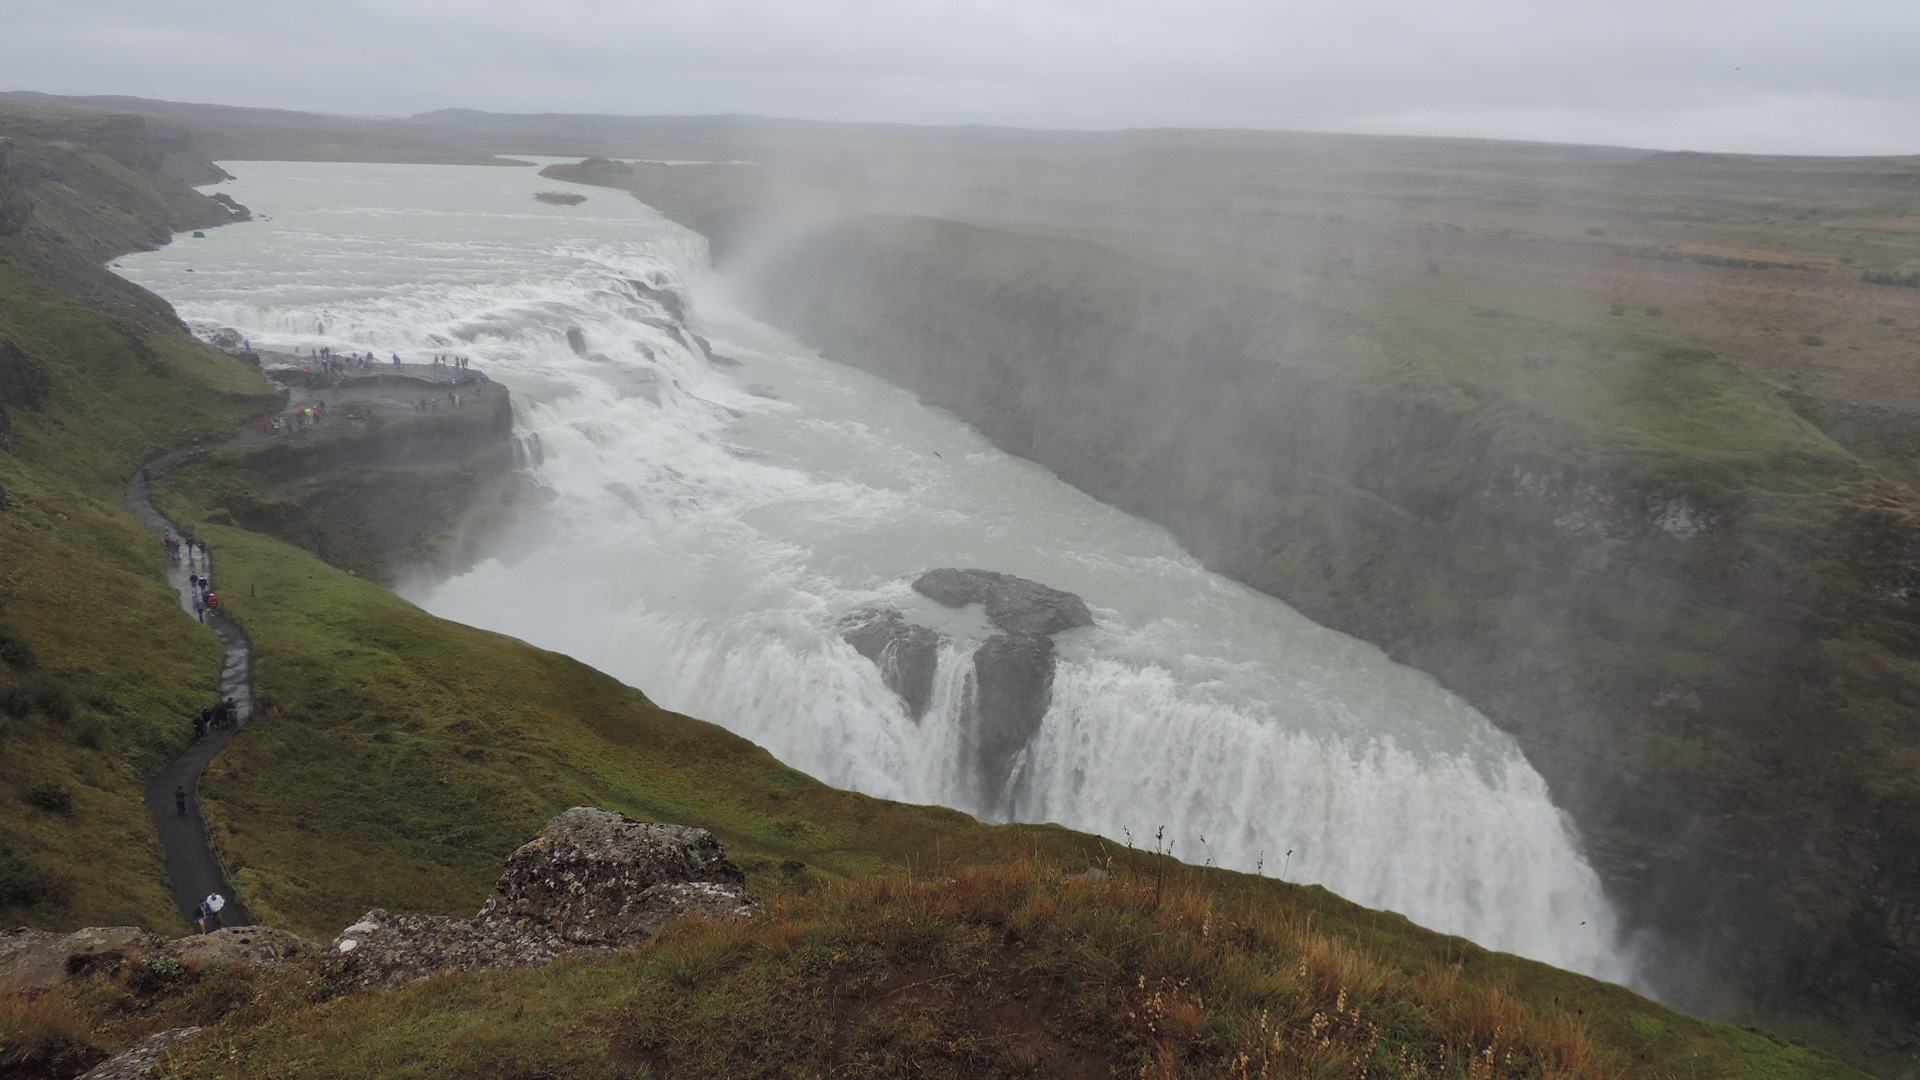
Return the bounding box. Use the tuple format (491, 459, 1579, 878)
(125, 448, 256, 931)
(121, 358, 494, 931)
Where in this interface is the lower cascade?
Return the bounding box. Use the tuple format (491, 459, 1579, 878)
(115, 159, 1637, 986)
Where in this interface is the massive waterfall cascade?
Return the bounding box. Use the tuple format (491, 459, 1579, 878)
(118, 160, 1635, 984)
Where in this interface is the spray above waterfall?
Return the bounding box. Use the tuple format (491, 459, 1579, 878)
(115, 159, 1638, 987)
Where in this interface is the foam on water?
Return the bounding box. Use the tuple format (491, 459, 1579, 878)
(117, 160, 1636, 984)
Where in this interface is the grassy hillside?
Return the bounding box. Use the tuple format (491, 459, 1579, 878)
(10, 857, 1863, 1080)
(0, 124, 279, 931)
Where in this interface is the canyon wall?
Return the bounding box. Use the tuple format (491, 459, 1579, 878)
(665, 206, 1920, 1049)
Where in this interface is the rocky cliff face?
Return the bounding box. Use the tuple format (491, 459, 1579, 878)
(0, 110, 249, 248)
(719, 215, 1920, 1040)
(214, 365, 530, 584)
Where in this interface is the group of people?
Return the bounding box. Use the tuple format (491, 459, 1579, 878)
(414, 389, 468, 412)
(431, 354, 472, 370)
(295, 345, 382, 372)
(194, 698, 240, 741)
(187, 570, 220, 623)
(260, 400, 327, 436)
(162, 528, 195, 566)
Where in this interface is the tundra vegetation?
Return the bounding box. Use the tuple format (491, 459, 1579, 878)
(0, 97, 1889, 1077)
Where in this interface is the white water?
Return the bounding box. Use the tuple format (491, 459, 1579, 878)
(118, 160, 1634, 983)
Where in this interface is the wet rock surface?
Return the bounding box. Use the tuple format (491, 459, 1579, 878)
(968, 632, 1057, 807)
(843, 609, 941, 720)
(328, 807, 753, 988)
(842, 571, 1094, 810)
(912, 568, 1093, 637)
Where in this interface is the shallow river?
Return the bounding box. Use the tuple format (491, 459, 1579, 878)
(116, 159, 1634, 983)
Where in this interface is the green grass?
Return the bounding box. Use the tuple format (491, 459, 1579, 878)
(0, 238, 278, 930)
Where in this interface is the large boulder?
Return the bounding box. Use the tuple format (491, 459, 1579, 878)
(328, 808, 753, 988)
(0, 926, 150, 993)
(912, 568, 1093, 637)
(479, 808, 747, 945)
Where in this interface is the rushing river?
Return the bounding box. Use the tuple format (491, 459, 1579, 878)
(117, 159, 1634, 983)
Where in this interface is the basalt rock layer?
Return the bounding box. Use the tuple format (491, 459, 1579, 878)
(845, 570, 1095, 812)
(212, 362, 531, 583)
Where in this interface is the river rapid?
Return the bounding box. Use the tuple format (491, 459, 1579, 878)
(116, 159, 1636, 984)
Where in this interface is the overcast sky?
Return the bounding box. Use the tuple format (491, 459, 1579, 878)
(9, 0, 1919, 155)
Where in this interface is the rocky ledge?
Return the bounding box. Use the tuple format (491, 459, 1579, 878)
(844, 569, 1094, 813)
(329, 807, 754, 988)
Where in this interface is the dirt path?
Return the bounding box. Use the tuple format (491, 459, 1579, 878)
(124, 448, 255, 932)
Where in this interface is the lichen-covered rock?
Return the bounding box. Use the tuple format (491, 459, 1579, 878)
(326, 910, 567, 988)
(479, 807, 746, 944)
(76, 1027, 201, 1080)
(0, 926, 151, 993)
(162, 925, 315, 968)
(327, 808, 754, 988)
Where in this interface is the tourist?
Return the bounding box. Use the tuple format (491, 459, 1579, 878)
(174, 785, 187, 817)
(196, 892, 225, 934)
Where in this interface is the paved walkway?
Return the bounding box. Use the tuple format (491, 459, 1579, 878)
(125, 448, 254, 932)
(120, 355, 499, 932)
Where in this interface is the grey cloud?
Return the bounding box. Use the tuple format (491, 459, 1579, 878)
(7, 0, 1919, 153)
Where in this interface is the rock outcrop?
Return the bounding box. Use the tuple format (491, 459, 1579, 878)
(328, 807, 753, 988)
(163, 926, 313, 968)
(910, 570, 1093, 810)
(76, 1027, 202, 1080)
(222, 364, 524, 584)
(842, 570, 1094, 811)
(842, 609, 941, 720)
(911, 568, 1093, 636)
(0, 926, 150, 993)
(0, 924, 316, 996)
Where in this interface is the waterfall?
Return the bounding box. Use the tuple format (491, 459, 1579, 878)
(116, 158, 1638, 986)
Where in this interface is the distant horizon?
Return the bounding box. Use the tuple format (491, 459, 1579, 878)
(20, 86, 1920, 162)
(10, 0, 1919, 158)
